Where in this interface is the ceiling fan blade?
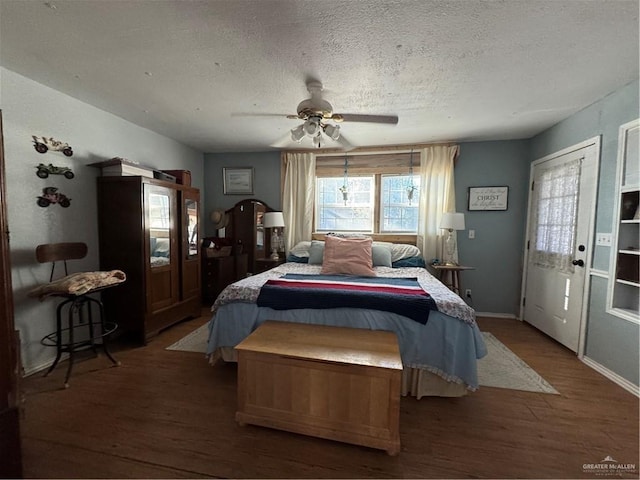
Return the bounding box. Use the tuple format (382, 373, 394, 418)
(270, 133, 295, 149)
(336, 133, 356, 151)
(231, 112, 295, 119)
(331, 113, 398, 124)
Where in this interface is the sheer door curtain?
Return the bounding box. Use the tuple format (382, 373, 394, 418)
(530, 158, 581, 273)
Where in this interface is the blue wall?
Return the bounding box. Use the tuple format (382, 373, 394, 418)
(202, 151, 281, 237)
(529, 79, 639, 386)
(454, 141, 531, 315)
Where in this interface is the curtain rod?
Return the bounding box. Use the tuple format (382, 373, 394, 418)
(281, 141, 458, 156)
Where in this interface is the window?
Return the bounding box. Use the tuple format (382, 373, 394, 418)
(316, 176, 374, 232)
(380, 175, 420, 232)
(314, 152, 421, 234)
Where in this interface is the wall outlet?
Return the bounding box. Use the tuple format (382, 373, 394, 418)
(468, 229, 475, 239)
(465, 289, 472, 298)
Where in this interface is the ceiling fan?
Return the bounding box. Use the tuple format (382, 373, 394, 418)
(287, 81, 398, 148)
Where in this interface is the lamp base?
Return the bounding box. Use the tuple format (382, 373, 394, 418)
(270, 249, 280, 261)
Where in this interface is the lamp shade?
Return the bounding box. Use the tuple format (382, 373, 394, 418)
(290, 125, 305, 142)
(263, 212, 285, 228)
(440, 212, 465, 230)
(324, 123, 341, 140)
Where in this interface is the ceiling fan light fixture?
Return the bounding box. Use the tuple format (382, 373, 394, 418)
(290, 124, 305, 142)
(324, 123, 340, 141)
(302, 117, 321, 137)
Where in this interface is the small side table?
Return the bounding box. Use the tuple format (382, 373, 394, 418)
(255, 257, 285, 274)
(432, 264, 474, 295)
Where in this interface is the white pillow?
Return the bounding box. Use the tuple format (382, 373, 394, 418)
(389, 243, 421, 262)
(289, 241, 312, 257)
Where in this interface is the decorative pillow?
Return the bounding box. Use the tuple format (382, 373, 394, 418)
(289, 241, 312, 258)
(308, 240, 325, 264)
(392, 256, 426, 268)
(286, 254, 309, 263)
(321, 236, 375, 276)
(371, 243, 392, 267)
(390, 243, 421, 261)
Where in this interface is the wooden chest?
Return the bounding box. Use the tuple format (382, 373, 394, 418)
(235, 321, 402, 455)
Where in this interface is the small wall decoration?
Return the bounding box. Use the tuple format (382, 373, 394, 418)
(35, 163, 74, 179)
(468, 186, 509, 211)
(32, 135, 73, 157)
(37, 187, 71, 208)
(223, 167, 254, 195)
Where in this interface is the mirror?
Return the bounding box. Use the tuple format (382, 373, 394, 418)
(186, 198, 198, 258)
(256, 210, 264, 252)
(149, 192, 171, 267)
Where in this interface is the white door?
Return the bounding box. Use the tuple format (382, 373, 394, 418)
(522, 139, 599, 353)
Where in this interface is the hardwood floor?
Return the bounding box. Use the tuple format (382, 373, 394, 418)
(20, 307, 639, 479)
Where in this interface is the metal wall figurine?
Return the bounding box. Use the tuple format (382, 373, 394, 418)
(35, 163, 74, 179)
(32, 135, 73, 156)
(32, 135, 74, 208)
(37, 187, 71, 208)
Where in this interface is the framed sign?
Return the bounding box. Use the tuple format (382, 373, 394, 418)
(468, 186, 509, 211)
(223, 167, 254, 195)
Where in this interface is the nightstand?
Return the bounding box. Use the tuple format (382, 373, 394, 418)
(432, 264, 474, 295)
(202, 253, 248, 304)
(255, 257, 285, 274)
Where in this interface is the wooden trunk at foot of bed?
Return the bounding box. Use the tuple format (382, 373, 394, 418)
(235, 321, 403, 455)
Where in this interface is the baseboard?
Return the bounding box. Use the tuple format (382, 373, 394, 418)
(475, 312, 520, 320)
(22, 354, 68, 377)
(581, 356, 639, 397)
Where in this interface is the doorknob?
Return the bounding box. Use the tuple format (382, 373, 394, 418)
(572, 259, 585, 267)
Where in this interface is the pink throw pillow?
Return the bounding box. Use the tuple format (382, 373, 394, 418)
(320, 236, 376, 276)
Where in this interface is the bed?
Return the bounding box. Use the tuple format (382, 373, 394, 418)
(205, 238, 487, 398)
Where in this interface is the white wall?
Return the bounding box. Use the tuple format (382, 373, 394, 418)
(1, 67, 204, 374)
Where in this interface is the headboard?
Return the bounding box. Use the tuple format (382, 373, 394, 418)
(311, 233, 418, 245)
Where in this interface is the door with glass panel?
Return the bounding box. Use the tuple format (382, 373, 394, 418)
(523, 139, 599, 353)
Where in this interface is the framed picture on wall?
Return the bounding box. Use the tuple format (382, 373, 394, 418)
(223, 167, 254, 195)
(468, 186, 509, 211)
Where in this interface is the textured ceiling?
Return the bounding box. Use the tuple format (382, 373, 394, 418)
(1, 0, 638, 153)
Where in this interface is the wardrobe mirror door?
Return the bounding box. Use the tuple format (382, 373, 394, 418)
(149, 192, 171, 268)
(256, 209, 264, 254)
(186, 197, 199, 258)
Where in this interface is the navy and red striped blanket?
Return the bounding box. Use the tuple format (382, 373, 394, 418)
(256, 274, 437, 324)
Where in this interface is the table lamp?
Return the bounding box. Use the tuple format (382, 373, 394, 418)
(263, 212, 285, 260)
(440, 212, 465, 265)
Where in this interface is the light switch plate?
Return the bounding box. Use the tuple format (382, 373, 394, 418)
(596, 233, 612, 246)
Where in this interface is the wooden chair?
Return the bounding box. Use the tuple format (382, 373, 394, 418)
(35, 242, 120, 388)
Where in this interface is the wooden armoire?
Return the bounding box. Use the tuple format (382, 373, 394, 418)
(97, 176, 201, 344)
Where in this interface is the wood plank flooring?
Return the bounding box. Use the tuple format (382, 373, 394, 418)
(19, 308, 639, 479)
